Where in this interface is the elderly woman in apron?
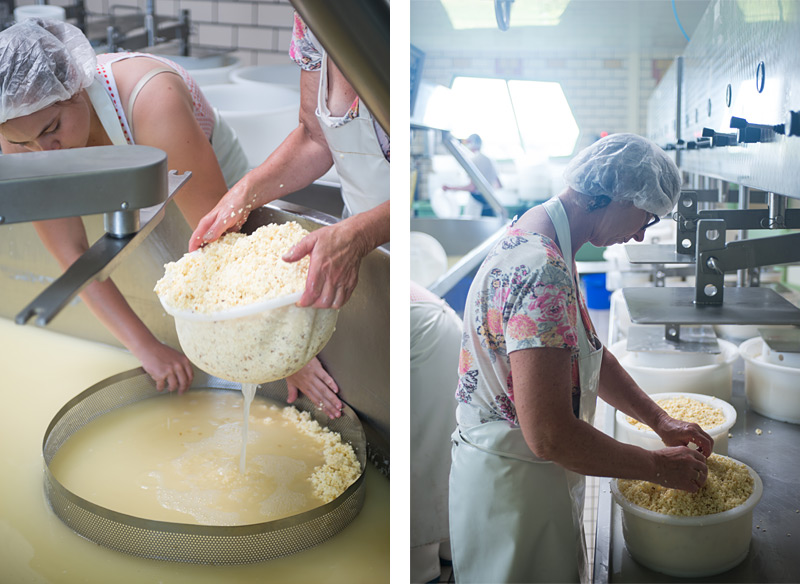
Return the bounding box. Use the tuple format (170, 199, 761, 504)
(190, 13, 389, 419)
(0, 19, 251, 394)
(449, 133, 715, 583)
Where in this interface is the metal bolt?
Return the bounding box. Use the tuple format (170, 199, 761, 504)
(121, 202, 129, 210)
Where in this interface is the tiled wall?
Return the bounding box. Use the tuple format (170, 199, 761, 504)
(421, 48, 679, 153)
(23, 0, 296, 66)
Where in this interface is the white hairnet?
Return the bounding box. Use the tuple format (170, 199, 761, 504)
(563, 133, 681, 216)
(0, 19, 95, 125)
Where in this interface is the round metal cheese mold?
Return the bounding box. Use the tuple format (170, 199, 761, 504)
(42, 369, 366, 564)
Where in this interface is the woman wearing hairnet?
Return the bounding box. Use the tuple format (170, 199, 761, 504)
(449, 133, 714, 583)
(0, 19, 335, 408)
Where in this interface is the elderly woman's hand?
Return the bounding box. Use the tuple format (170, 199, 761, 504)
(652, 445, 709, 492)
(286, 357, 342, 419)
(188, 182, 253, 252)
(282, 221, 368, 309)
(654, 413, 714, 457)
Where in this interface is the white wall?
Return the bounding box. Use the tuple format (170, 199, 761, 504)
(420, 48, 674, 153)
(22, 0, 296, 66)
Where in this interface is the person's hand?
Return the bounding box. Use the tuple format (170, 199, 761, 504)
(651, 446, 709, 492)
(283, 222, 368, 309)
(653, 413, 714, 457)
(189, 182, 254, 251)
(135, 341, 194, 394)
(286, 357, 342, 419)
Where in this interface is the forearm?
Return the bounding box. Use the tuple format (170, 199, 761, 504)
(33, 218, 157, 355)
(542, 416, 659, 481)
(239, 124, 334, 208)
(338, 200, 390, 251)
(514, 347, 656, 482)
(78, 278, 161, 357)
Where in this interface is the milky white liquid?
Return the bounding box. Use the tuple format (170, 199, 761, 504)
(240, 382, 258, 474)
(0, 317, 389, 583)
(49, 390, 331, 525)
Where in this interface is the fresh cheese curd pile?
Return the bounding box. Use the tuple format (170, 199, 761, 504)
(618, 454, 754, 516)
(626, 396, 726, 431)
(282, 407, 362, 503)
(155, 222, 310, 313)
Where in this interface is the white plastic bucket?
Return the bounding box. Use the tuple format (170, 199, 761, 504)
(167, 54, 241, 87)
(740, 336, 800, 424)
(609, 339, 738, 401)
(231, 65, 302, 90)
(15, 4, 66, 21)
(615, 392, 737, 455)
(611, 457, 762, 578)
(202, 83, 300, 170)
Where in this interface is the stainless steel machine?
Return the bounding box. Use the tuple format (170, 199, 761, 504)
(594, 2, 800, 581)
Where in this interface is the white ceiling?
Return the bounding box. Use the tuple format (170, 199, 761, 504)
(411, 0, 713, 53)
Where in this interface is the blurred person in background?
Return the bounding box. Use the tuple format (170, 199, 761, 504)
(442, 133, 502, 216)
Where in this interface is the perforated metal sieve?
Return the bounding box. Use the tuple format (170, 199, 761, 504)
(42, 368, 366, 564)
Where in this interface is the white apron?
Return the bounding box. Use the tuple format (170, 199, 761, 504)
(449, 197, 603, 583)
(315, 53, 389, 218)
(410, 297, 462, 583)
(86, 75, 248, 222)
(410, 298, 462, 547)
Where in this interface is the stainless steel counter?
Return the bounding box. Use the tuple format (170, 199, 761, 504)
(594, 356, 800, 583)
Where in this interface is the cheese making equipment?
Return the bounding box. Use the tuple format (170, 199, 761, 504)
(594, 2, 800, 581)
(43, 369, 367, 564)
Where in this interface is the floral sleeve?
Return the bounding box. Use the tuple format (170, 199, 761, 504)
(288, 12, 322, 71)
(504, 242, 579, 354)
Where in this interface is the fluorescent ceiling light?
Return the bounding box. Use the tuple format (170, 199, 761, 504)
(441, 0, 570, 29)
(737, 0, 796, 22)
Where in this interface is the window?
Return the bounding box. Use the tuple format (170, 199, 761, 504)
(448, 76, 579, 159)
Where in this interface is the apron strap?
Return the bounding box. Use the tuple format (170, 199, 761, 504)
(542, 197, 574, 273)
(85, 77, 128, 146)
(317, 50, 331, 119)
(542, 197, 597, 355)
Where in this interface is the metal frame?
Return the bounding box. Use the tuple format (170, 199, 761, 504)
(104, 9, 190, 56)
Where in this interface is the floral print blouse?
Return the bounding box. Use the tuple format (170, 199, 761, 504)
(455, 225, 600, 430)
(288, 12, 390, 161)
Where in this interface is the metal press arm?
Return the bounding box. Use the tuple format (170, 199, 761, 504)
(694, 217, 800, 306)
(0, 145, 191, 325)
(1, 145, 168, 232)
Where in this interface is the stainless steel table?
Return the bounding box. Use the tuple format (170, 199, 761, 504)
(593, 357, 800, 583)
